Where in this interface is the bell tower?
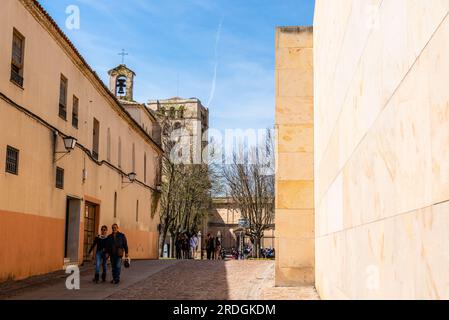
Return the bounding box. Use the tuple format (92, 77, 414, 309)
(108, 64, 136, 102)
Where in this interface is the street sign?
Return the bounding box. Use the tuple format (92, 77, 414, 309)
(238, 218, 250, 228)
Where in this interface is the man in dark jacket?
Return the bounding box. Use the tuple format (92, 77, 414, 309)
(205, 233, 215, 260)
(106, 223, 128, 284)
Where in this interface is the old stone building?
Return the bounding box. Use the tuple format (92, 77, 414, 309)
(207, 197, 275, 252)
(0, 0, 163, 281)
(148, 97, 209, 165)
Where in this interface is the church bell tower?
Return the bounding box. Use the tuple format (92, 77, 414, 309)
(108, 64, 136, 102)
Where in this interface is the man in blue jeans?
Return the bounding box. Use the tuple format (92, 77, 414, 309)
(106, 224, 129, 284)
(88, 225, 109, 283)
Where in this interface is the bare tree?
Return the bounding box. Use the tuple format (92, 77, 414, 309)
(157, 116, 213, 257)
(222, 129, 275, 258)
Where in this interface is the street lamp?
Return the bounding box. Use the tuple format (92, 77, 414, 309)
(63, 136, 77, 151)
(122, 172, 137, 184)
(54, 133, 77, 163)
(127, 172, 137, 182)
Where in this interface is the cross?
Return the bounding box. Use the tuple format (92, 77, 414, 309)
(118, 49, 128, 64)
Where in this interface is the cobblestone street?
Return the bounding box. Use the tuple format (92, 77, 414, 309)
(0, 260, 319, 300)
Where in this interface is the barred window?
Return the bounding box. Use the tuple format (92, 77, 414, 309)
(11, 29, 25, 87)
(56, 167, 64, 189)
(59, 75, 68, 120)
(5, 146, 19, 175)
(72, 95, 79, 128)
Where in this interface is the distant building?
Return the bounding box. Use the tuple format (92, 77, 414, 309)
(0, 0, 163, 282)
(148, 97, 209, 164)
(207, 198, 275, 252)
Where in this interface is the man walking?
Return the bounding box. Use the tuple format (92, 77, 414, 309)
(205, 233, 215, 260)
(106, 223, 129, 284)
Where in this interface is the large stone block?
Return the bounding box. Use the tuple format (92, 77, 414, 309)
(276, 152, 314, 181)
(276, 209, 314, 238)
(276, 47, 313, 70)
(277, 124, 314, 154)
(275, 96, 313, 125)
(277, 69, 314, 98)
(276, 180, 314, 210)
(277, 237, 314, 269)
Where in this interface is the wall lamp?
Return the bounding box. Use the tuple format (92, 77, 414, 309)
(54, 134, 77, 163)
(122, 172, 137, 184)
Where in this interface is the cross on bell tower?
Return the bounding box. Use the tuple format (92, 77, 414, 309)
(118, 49, 128, 65)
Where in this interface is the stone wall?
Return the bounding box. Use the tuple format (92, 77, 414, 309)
(275, 26, 314, 286)
(314, 0, 449, 299)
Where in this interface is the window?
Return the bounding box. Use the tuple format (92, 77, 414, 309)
(136, 200, 139, 222)
(92, 118, 100, 160)
(113, 192, 117, 218)
(72, 95, 79, 128)
(118, 137, 122, 168)
(107, 128, 111, 162)
(132, 143, 135, 172)
(59, 75, 68, 120)
(144, 153, 147, 184)
(5, 146, 19, 175)
(56, 167, 64, 189)
(11, 29, 25, 87)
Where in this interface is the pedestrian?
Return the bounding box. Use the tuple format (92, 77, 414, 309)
(214, 236, 222, 260)
(88, 225, 109, 283)
(106, 223, 129, 284)
(189, 233, 198, 259)
(182, 233, 190, 259)
(205, 233, 215, 260)
(175, 234, 182, 259)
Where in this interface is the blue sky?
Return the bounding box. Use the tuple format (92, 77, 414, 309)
(40, 0, 315, 132)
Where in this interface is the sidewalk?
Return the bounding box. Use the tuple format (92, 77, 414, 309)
(1, 259, 319, 300)
(1, 260, 180, 300)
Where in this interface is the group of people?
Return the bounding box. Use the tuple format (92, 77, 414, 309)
(173, 233, 223, 260)
(175, 233, 199, 259)
(88, 223, 129, 285)
(205, 233, 222, 260)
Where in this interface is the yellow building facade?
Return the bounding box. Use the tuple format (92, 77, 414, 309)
(0, 0, 162, 282)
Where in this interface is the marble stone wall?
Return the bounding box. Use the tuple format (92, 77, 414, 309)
(314, 0, 449, 299)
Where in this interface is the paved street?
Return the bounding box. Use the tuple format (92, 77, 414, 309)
(0, 260, 319, 300)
